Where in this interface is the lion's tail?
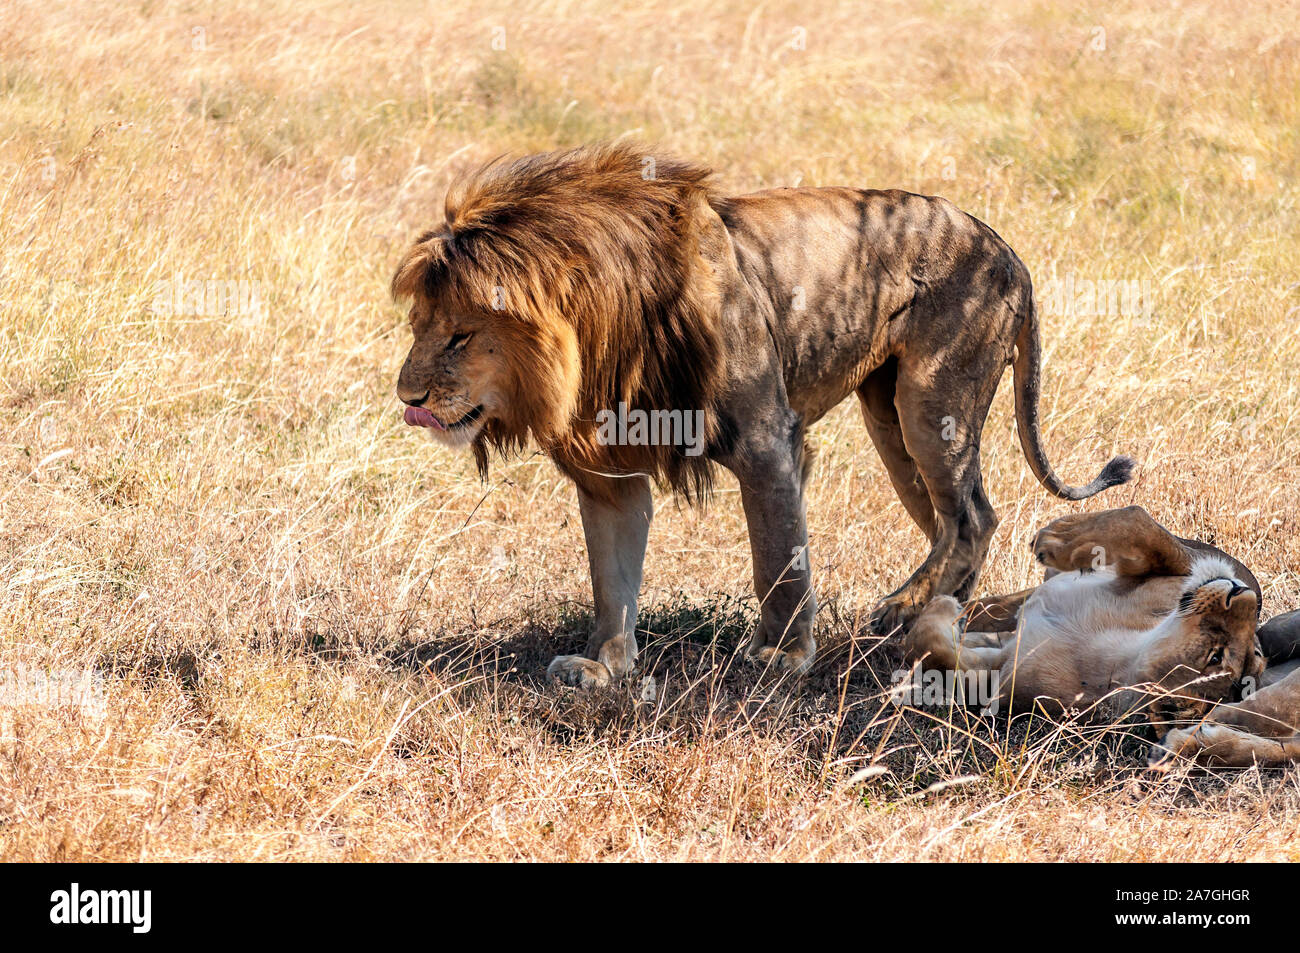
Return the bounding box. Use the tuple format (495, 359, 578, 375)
(1012, 295, 1136, 500)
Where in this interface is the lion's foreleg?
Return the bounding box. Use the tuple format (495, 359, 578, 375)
(736, 455, 817, 675)
(547, 477, 652, 689)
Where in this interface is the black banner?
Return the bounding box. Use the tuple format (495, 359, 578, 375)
(0, 862, 1274, 940)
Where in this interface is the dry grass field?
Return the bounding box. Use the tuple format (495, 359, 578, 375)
(2, 0, 1299, 861)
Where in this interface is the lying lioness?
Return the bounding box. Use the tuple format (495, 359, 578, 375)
(904, 506, 1300, 767)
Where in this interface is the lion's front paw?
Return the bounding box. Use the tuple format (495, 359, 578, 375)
(870, 592, 924, 636)
(546, 655, 612, 690)
(748, 644, 815, 676)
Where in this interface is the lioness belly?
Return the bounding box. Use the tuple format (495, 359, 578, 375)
(1022, 569, 1183, 635)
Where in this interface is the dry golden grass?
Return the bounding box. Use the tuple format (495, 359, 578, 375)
(2, 0, 1299, 861)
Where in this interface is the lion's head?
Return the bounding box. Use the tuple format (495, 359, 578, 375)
(392, 256, 580, 453)
(1135, 558, 1262, 722)
(390, 143, 731, 500)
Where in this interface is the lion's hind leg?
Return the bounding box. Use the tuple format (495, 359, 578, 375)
(872, 345, 1005, 635)
(857, 361, 937, 543)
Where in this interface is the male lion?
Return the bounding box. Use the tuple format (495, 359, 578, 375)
(905, 505, 1300, 767)
(391, 143, 1132, 688)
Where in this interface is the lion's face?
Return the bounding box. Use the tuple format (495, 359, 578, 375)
(396, 299, 503, 448)
(1139, 578, 1260, 723)
(395, 294, 581, 452)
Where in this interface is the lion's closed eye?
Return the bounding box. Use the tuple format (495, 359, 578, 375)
(447, 332, 473, 351)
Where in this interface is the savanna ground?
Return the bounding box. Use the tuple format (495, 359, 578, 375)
(1, 0, 1299, 862)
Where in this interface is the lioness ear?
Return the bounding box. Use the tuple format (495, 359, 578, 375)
(391, 233, 450, 301)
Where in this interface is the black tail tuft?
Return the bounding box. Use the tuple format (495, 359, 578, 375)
(1059, 453, 1138, 500)
(1097, 454, 1137, 490)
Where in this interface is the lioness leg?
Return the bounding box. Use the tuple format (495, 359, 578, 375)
(1150, 666, 1300, 768)
(547, 476, 652, 689)
(903, 597, 1006, 714)
(1202, 666, 1300, 737)
(909, 595, 998, 660)
(1150, 724, 1300, 769)
(733, 443, 817, 674)
(963, 587, 1036, 632)
(1031, 506, 1193, 577)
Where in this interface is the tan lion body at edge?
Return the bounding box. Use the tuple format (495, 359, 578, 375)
(391, 143, 1132, 688)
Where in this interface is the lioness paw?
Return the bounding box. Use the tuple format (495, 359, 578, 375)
(903, 596, 965, 663)
(1147, 728, 1196, 770)
(917, 595, 963, 624)
(547, 655, 612, 690)
(1032, 507, 1188, 577)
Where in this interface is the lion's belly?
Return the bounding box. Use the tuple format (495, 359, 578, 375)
(784, 340, 889, 424)
(1022, 569, 1182, 635)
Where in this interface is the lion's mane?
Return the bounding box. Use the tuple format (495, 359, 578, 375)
(391, 142, 729, 500)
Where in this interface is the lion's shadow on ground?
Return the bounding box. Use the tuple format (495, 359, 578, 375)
(314, 595, 1285, 795)
(383, 592, 770, 691)
(379, 592, 981, 757)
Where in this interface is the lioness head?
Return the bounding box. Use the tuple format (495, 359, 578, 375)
(1136, 560, 1261, 723)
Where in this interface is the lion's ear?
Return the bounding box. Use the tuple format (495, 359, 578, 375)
(687, 193, 741, 294)
(391, 233, 450, 301)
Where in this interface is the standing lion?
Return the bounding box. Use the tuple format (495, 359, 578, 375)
(391, 143, 1132, 687)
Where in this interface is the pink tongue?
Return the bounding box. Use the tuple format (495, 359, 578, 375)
(403, 406, 445, 430)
